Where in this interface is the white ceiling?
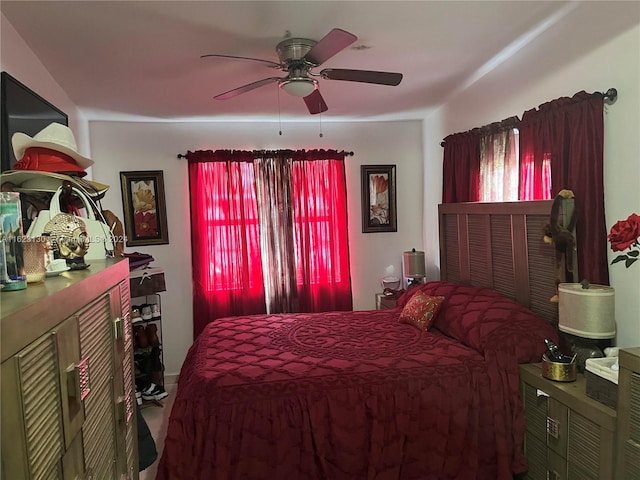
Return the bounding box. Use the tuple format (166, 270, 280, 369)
(2, 1, 639, 122)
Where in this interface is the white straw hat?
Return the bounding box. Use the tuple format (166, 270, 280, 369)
(12, 122, 94, 169)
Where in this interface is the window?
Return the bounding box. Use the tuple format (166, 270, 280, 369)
(189, 150, 352, 337)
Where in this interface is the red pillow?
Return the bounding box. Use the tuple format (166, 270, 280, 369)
(398, 292, 445, 331)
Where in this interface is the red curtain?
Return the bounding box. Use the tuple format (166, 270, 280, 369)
(519, 92, 609, 285)
(188, 151, 266, 339)
(291, 158, 353, 312)
(188, 149, 352, 338)
(442, 131, 481, 203)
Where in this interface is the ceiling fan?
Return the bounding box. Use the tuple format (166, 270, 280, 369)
(202, 28, 403, 114)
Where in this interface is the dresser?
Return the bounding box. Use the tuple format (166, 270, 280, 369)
(1, 259, 138, 480)
(519, 363, 616, 480)
(616, 347, 640, 479)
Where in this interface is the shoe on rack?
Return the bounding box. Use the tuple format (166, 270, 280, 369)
(151, 303, 161, 319)
(133, 325, 149, 349)
(150, 345, 163, 371)
(142, 383, 168, 401)
(131, 306, 142, 323)
(146, 324, 160, 347)
(141, 304, 152, 321)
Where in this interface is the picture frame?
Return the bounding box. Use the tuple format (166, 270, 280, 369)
(361, 164, 397, 233)
(120, 170, 169, 246)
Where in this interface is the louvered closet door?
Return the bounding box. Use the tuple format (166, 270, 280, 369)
(78, 293, 117, 480)
(112, 280, 138, 479)
(1, 332, 64, 480)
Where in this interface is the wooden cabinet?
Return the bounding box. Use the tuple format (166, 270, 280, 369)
(616, 347, 640, 479)
(0, 259, 138, 480)
(519, 363, 616, 480)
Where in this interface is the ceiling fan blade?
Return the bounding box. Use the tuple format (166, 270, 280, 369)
(320, 68, 403, 86)
(304, 28, 357, 66)
(214, 77, 282, 100)
(201, 54, 281, 69)
(303, 89, 328, 115)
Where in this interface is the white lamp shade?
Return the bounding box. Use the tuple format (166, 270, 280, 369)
(558, 283, 616, 339)
(403, 250, 426, 278)
(280, 79, 316, 97)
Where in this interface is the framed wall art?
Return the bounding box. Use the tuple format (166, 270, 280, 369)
(361, 164, 397, 233)
(120, 170, 169, 246)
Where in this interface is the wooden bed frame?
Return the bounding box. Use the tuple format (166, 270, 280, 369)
(438, 200, 562, 325)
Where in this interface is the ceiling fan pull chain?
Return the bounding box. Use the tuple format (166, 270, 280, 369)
(278, 86, 283, 136)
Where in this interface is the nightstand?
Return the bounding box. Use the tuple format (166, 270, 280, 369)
(519, 363, 616, 480)
(375, 293, 397, 310)
(616, 347, 640, 478)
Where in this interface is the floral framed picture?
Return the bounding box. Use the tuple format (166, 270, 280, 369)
(120, 170, 169, 246)
(361, 164, 397, 233)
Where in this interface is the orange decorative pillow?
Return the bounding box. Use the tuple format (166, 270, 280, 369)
(398, 292, 445, 331)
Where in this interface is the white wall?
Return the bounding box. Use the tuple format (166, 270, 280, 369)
(0, 13, 89, 157)
(89, 120, 424, 375)
(423, 25, 640, 348)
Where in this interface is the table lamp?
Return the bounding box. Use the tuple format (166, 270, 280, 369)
(403, 248, 426, 288)
(558, 282, 615, 370)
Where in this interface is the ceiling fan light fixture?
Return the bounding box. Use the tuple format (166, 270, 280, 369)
(280, 78, 317, 97)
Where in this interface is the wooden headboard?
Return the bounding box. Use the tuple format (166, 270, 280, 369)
(438, 200, 561, 324)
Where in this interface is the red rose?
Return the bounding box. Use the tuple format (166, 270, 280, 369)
(608, 213, 640, 252)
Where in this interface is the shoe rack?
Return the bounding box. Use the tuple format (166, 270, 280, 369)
(132, 293, 165, 406)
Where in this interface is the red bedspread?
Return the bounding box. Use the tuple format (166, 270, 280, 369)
(157, 282, 557, 480)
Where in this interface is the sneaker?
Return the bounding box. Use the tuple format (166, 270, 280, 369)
(141, 304, 152, 321)
(142, 384, 168, 401)
(151, 303, 161, 319)
(142, 383, 156, 395)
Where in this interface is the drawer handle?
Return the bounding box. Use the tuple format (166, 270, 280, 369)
(546, 416, 560, 439)
(67, 357, 91, 401)
(113, 316, 124, 340)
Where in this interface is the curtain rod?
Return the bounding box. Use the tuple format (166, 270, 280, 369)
(177, 150, 354, 159)
(440, 87, 618, 147)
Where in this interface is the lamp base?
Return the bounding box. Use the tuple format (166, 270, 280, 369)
(560, 333, 611, 372)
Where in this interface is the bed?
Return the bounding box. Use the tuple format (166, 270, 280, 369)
(157, 200, 561, 480)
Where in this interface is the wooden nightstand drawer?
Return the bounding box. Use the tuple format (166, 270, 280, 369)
(622, 439, 640, 475)
(522, 431, 546, 480)
(547, 449, 566, 480)
(547, 398, 568, 457)
(522, 383, 548, 441)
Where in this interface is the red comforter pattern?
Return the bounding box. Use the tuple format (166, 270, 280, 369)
(157, 282, 557, 480)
